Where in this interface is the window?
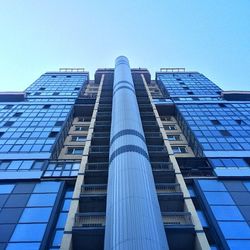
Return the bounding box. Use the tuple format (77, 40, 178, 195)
(53, 92, 60, 96)
(20, 207, 52, 222)
(220, 130, 231, 137)
(218, 221, 250, 239)
(3, 121, 14, 127)
(235, 119, 244, 125)
(43, 104, 51, 109)
(0, 132, 4, 138)
(172, 146, 187, 153)
(219, 103, 226, 108)
(34, 92, 41, 95)
(78, 117, 84, 122)
(211, 206, 244, 221)
(39, 87, 46, 90)
(74, 87, 80, 90)
(66, 75, 71, 78)
(204, 192, 234, 205)
(3, 105, 13, 109)
(75, 126, 88, 131)
(167, 135, 181, 141)
(164, 125, 176, 130)
(49, 131, 59, 138)
(13, 112, 22, 117)
(187, 91, 194, 95)
(28, 194, 57, 206)
(55, 121, 64, 126)
(51, 75, 57, 78)
(67, 147, 84, 155)
(211, 119, 221, 125)
(71, 136, 87, 142)
(10, 224, 47, 241)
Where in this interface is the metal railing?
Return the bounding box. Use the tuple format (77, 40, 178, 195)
(162, 212, 193, 225)
(74, 212, 192, 228)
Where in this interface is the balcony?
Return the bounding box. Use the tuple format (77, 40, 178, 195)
(72, 212, 194, 250)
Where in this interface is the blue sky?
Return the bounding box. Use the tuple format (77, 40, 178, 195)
(0, 0, 249, 91)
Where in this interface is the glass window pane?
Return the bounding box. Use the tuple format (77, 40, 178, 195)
(0, 184, 15, 194)
(204, 192, 234, 205)
(10, 224, 46, 241)
(20, 207, 52, 223)
(52, 230, 64, 247)
(33, 182, 60, 193)
(211, 206, 244, 221)
(27, 194, 57, 207)
(198, 180, 226, 191)
(219, 222, 250, 239)
(6, 243, 40, 250)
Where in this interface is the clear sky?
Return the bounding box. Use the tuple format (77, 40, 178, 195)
(0, 0, 249, 91)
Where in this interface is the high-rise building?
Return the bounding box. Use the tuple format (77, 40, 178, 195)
(0, 56, 250, 250)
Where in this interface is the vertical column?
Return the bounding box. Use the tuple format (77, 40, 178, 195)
(104, 56, 169, 250)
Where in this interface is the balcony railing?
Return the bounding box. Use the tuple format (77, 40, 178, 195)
(74, 212, 193, 228)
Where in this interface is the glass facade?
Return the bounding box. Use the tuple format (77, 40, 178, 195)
(0, 70, 87, 249)
(157, 72, 221, 97)
(196, 180, 250, 250)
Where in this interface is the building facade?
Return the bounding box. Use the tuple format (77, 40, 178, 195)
(0, 57, 249, 250)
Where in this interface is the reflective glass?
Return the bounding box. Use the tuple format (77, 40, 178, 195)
(211, 206, 244, 221)
(10, 224, 46, 241)
(20, 207, 52, 222)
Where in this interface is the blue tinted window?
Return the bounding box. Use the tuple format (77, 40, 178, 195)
(27, 193, 57, 207)
(10, 224, 46, 241)
(56, 213, 67, 228)
(20, 207, 52, 222)
(204, 192, 234, 205)
(6, 243, 40, 250)
(0, 184, 14, 194)
(211, 206, 244, 221)
(243, 182, 250, 192)
(33, 182, 60, 193)
(52, 230, 64, 247)
(219, 222, 250, 239)
(198, 180, 226, 191)
(62, 199, 71, 211)
(197, 211, 208, 227)
(227, 240, 250, 250)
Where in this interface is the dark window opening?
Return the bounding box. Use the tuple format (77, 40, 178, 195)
(78, 117, 84, 122)
(43, 104, 51, 109)
(75, 126, 88, 131)
(72, 136, 87, 142)
(48, 131, 59, 138)
(3, 105, 14, 110)
(74, 87, 80, 91)
(219, 103, 226, 108)
(164, 125, 176, 130)
(13, 112, 22, 117)
(176, 78, 182, 81)
(55, 121, 64, 126)
(235, 119, 244, 125)
(67, 147, 84, 155)
(211, 120, 221, 125)
(66, 75, 71, 78)
(34, 92, 41, 96)
(39, 87, 46, 91)
(4, 121, 14, 127)
(51, 75, 57, 78)
(220, 130, 231, 136)
(0, 132, 4, 138)
(179, 82, 185, 85)
(168, 135, 181, 141)
(172, 146, 187, 153)
(53, 92, 60, 96)
(187, 91, 194, 95)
